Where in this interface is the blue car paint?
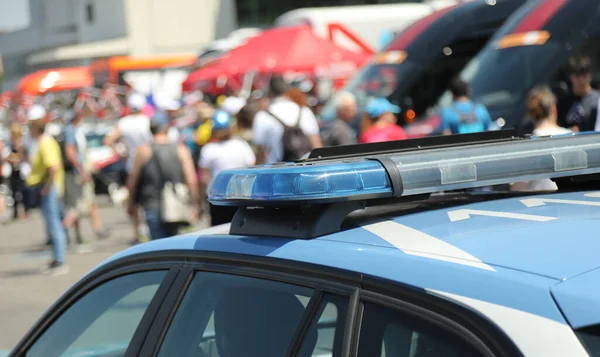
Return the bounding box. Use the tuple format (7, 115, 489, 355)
(101, 233, 564, 322)
(552, 267, 600, 329)
(324, 191, 600, 280)
(97, 190, 600, 325)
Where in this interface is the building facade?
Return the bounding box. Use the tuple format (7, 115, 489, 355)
(0, 0, 430, 90)
(0, 0, 236, 90)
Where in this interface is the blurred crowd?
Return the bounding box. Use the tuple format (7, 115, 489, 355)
(1, 54, 598, 276)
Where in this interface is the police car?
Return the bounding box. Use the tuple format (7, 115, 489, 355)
(8, 131, 600, 357)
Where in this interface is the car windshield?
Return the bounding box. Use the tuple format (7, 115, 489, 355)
(436, 41, 564, 113)
(321, 60, 419, 120)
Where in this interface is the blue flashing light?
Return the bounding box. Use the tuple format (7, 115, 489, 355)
(210, 133, 600, 207)
(209, 161, 392, 204)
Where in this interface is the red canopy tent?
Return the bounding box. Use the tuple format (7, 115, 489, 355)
(182, 65, 242, 94)
(183, 25, 370, 92)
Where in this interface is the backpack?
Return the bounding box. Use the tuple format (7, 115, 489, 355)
(454, 103, 484, 134)
(266, 107, 312, 162)
(53, 131, 75, 172)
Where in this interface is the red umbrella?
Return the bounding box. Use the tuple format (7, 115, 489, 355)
(184, 25, 370, 89)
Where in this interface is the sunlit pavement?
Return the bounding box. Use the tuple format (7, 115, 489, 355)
(0, 196, 207, 351)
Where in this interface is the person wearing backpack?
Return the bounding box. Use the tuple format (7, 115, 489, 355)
(127, 113, 199, 240)
(252, 76, 322, 164)
(440, 78, 492, 135)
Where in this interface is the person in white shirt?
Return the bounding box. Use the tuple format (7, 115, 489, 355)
(252, 76, 322, 164)
(199, 110, 255, 226)
(104, 93, 152, 241)
(104, 93, 152, 174)
(512, 86, 571, 192)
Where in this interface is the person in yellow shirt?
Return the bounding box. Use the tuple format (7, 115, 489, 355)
(195, 103, 215, 147)
(26, 105, 68, 276)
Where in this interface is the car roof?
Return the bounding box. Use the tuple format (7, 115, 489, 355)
(100, 190, 600, 323)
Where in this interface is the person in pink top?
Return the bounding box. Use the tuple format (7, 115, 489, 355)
(359, 98, 407, 143)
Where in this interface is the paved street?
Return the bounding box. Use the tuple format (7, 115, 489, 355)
(0, 196, 197, 351)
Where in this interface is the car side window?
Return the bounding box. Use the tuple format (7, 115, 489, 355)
(298, 293, 349, 357)
(357, 301, 485, 357)
(26, 270, 167, 357)
(157, 272, 349, 357)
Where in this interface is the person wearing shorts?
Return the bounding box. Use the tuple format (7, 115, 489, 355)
(63, 106, 107, 250)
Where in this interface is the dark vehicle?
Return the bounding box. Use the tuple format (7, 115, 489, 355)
(423, 0, 600, 135)
(321, 0, 524, 129)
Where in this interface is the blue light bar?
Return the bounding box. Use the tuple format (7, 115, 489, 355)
(209, 161, 392, 204)
(209, 133, 600, 206)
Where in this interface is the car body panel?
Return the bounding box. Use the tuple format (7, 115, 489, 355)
(97, 192, 600, 324)
(552, 267, 600, 329)
(86, 190, 600, 357)
(324, 191, 600, 281)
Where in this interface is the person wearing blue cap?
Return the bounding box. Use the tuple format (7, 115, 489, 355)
(359, 97, 408, 143)
(126, 112, 200, 240)
(199, 110, 256, 226)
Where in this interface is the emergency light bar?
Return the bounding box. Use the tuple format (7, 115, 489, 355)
(209, 133, 600, 206)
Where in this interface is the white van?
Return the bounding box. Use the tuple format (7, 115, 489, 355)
(274, 0, 461, 52)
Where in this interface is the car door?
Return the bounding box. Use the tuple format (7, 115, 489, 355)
(128, 253, 523, 357)
(140, 263, 355, 357)
(9, 261, 181, 357)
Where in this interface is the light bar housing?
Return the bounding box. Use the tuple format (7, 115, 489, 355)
(209, 133, 600, 206)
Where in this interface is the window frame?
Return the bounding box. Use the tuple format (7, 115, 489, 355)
(10, 249, 524, 357)
(141, 258, 361, 357)
(357, 291, 497, 357)
(357, 279, 525, 357)
(9, 259, 183, 357)
(131, 250, 522, 357)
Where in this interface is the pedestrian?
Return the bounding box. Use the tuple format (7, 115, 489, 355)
(440, 78, 492, 135)
(236, 103, 258, 146)
(359, 98, 407, 143)
(6, 122, 29, 220)
(286, 87, 308, 108)
(0, 138, 8, 224)
(252, 75, 322, 164)
(180, 92, 205, 167)
(25, 105, 68, 275)
(104, 93, 152, 242)
(127, 113, 200, 240)
(512, 87, 571, 192)
(561, 56, 600, 132)
(321, 91, 358, 147)
(221, 96, 247, 118)
(155, 94, 183, 144)
(199, 110, 256, 226)
(528, 87, 571, 137)
(195, 102, 216, 151)
(62, 106, 107, 251)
